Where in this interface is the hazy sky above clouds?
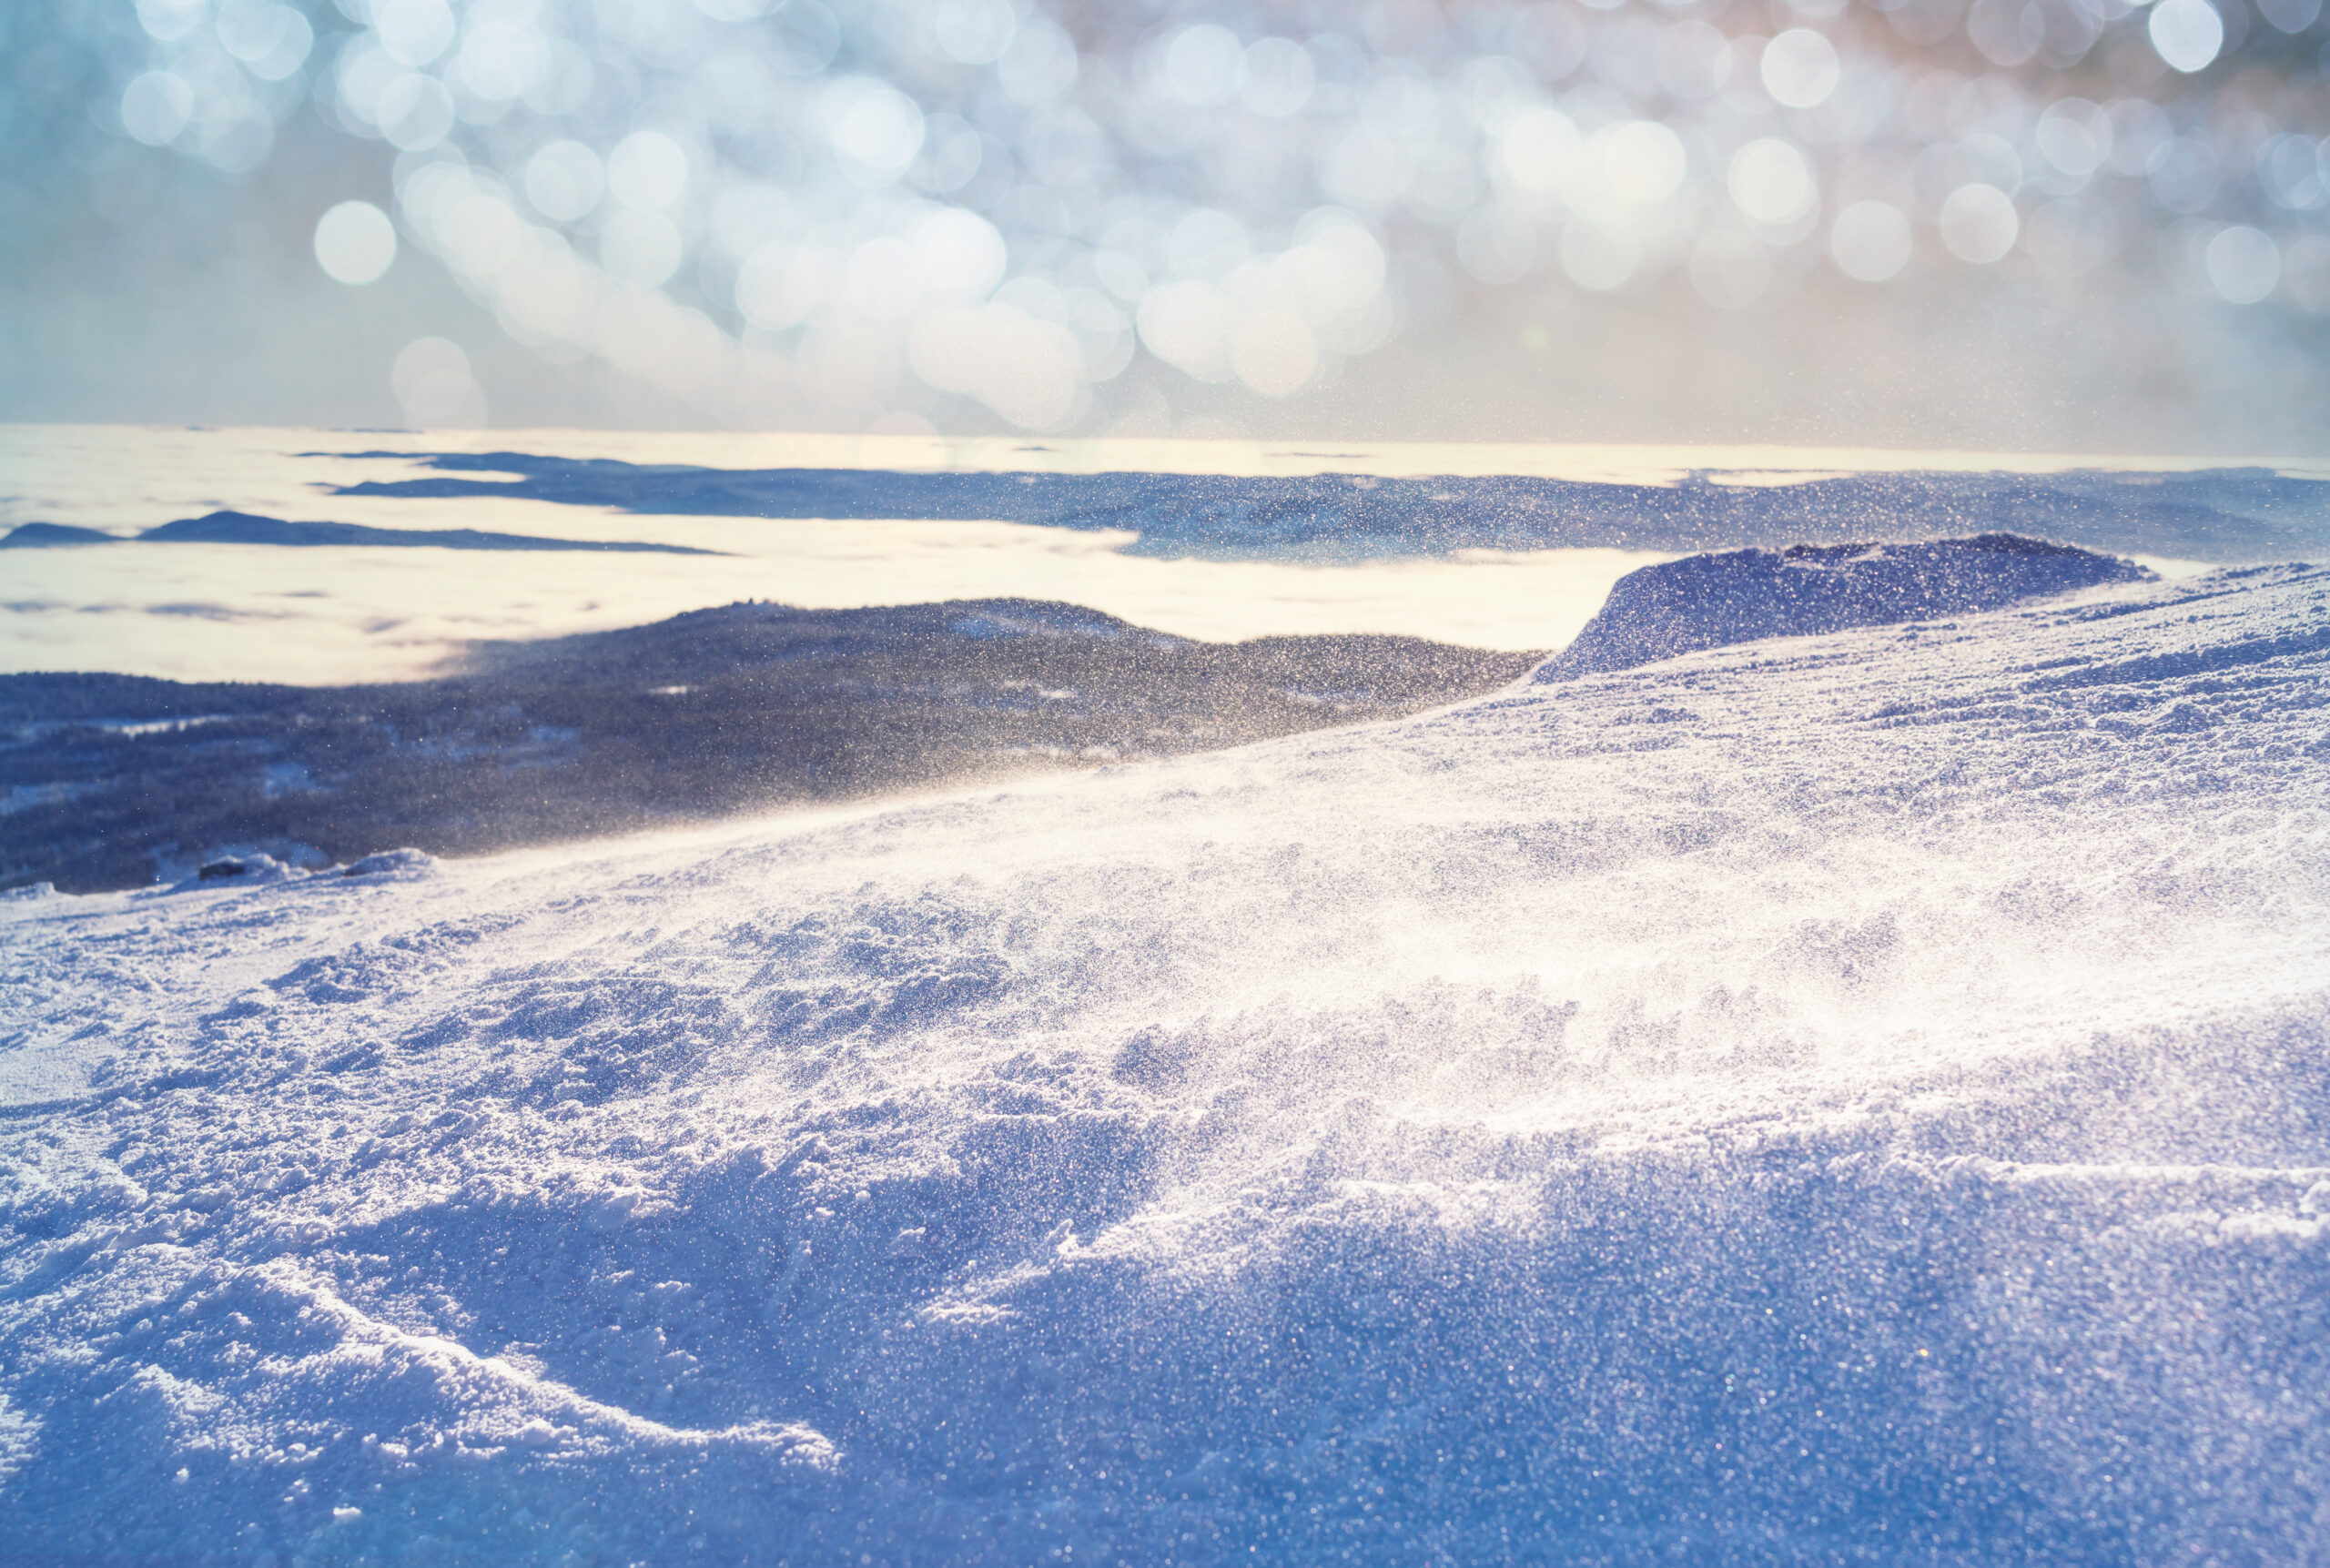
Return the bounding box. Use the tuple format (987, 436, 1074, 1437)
(5, 0, 2328, 449)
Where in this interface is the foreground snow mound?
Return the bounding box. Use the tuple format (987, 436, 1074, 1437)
(1536, 534, 2151, 680)
(3, 565, 2327, 1565)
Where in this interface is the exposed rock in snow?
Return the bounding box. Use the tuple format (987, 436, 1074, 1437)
(173, 852, 296, 891)
(343, 848, 437, 881)
(1535, 534, 2153, 681)
(2, 563, 2326, 1564)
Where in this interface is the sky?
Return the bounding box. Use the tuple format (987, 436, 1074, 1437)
(3, 0, 2329, 450)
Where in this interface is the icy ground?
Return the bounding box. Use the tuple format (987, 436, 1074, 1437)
(4, 562, 2328, 1566)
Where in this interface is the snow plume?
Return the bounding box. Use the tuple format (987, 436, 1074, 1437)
(4, 563, 2329, 1563)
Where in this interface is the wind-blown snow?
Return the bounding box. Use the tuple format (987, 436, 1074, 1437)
(3, 562, 2327, 1564)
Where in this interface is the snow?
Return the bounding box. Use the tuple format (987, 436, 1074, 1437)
(3, 560, 2328, 1563)
(1536, 534, 2153, 680)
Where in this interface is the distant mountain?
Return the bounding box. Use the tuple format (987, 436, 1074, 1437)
(1536, 534, 2152, 681)
(0, 522, 121, 547)
(134, 510, 723, 553)
(322, 450, 2330, 561)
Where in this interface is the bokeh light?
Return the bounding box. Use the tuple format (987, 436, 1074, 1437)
(11, 0, 2329, 431)
(313, 198, 397, 284)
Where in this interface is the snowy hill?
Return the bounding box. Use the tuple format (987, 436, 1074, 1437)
(1535, 534, 2152, 680)
(2, 561, 2326, 1564)
(0, 600, 1535, 893)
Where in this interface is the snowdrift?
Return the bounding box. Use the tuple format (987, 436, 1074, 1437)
(1536, 534, 2152, 680)
(3, 562, 2327, 1565)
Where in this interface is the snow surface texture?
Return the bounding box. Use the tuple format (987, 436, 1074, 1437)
(1536, 535, 2153, 681)
(4, 562, 2328, 1565)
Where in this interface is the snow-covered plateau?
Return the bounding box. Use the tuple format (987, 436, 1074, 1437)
(4, 559, 2328, 1566)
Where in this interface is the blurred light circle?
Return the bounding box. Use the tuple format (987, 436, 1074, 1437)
(313, 200, 398, 285)
(374, 0, 458, 68)
(1760, 30, 1839, 109)
(2149, 137, 2221, 214)
(1456, 205, 1539, 284)
(498, 240, 595, 341)
(2204, 226, 2280, 303)
(1231, 309, 1319, 396)
(2106, 100, 2172, 177)
(377, 74, 455, 152)
(2259, 137, 2328, 210)
(395, 161, 471, 247)
(917, 115, 986, 194)
(1656, 21, 1732, 99)
(135, 0, 206, 43)
(2148, 0, 2224, 73)
(1164, 25, 1245, 107)
(607, 131, 690, 210)
(907, 304, 993, 394)
(1728, 139, 1816, 224)
(844, 238, 927, 321)
(1603, 121, 1687, 204)
(1138, 280, 1234, 379)
(120, 72, 194, 147)
(692, 0, 775, 19)
(1289, 217, 1389, 317)
(390, 336, 482, 426)
(525, 141, 605, 222)
(1966, 0, 2045, 68)
(1499, 107, 1581, 193)
(441, 196, 522, 277)
(2036, 102, 2106, 180)
(2254, 0, 2321, 30)
(913, 207, 1008, 299)
(1019, 106, 1108, 188)
(1957, 133, 2023, 198)
(1830, 200, 1913, 280)
(766, 2, 842, 76)
(202, 108, 278, 177)
(1689, 230, 1770, 308)
(736, 244, 840, 330)
(998, 23, 1080, 106)
(1170, 209, 1251, 281)
(934, 0, 1017, 65)
(647, 308, 733, 400)
(1939, 183, 2020, 263)
(910, 304, 1081, 426)
(1238, 38, 1315, 116)
(599, 208, 685, 286)
(218, 5, 313, 81)
(335, 41, 401, 130)
(1319, 126, 1412, 212)
(1506, 5, 1588, 80)
(456, 23, 549, 101)
(983, 319, 1083, 429)
(823, 79, 927, 180)
(1558, 224, 1640, 291)
(1093, 249, 1149, 301)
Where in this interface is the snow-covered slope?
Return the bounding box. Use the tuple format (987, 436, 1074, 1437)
(1535, 534, 2153, 680)
(3, 562, 2327, 1565)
